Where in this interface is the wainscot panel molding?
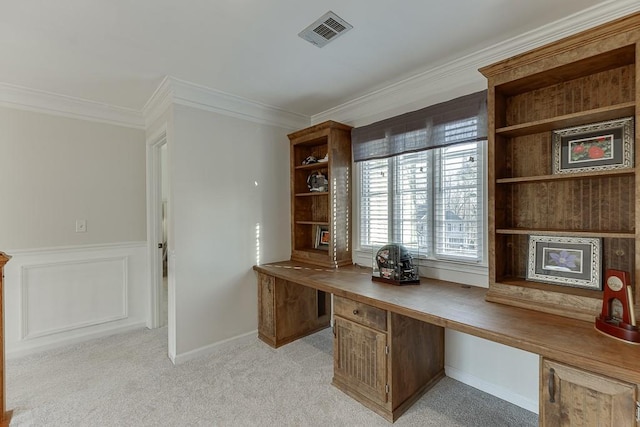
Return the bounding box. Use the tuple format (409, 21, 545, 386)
(3, 242, 148, 358)
(311, 0, 640, 127)
(143, 76, 310, 131)
(0, 82, 145, 129)
(21, 256, 128, 340)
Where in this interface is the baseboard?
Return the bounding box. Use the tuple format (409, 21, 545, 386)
(172, 330, 258, 365)
(6, 320, 147, 359)
(445, 365, 538, 414)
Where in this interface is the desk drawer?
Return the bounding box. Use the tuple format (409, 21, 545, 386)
(334, 295, 387, 331)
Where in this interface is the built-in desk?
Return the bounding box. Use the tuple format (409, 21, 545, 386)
(253, 261, 640, 425)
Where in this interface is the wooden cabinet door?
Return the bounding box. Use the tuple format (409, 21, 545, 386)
(333, 316, 387, 406)
(258, 273, 275, 341)
(541, 359, 638, 426)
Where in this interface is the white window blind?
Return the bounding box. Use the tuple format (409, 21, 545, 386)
(359, 158, 389, 249)
(394, 151, 429, 253)
(435, 141, 481, 259)
(359, 142, 482, 262)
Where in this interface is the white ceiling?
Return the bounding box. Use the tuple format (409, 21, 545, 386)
(0, 0, 635, 118)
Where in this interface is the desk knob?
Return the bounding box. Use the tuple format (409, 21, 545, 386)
(353, 309, 359, 315)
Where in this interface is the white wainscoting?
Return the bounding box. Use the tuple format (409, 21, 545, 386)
(3, 242, 149, 358)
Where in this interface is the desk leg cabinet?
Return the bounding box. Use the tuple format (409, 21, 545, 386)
(541, 359, 639, 426)
(332, 295, 444, 422)
(257, 272, 331, 348)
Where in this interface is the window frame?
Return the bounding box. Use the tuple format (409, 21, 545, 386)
(353, 140, 489, 273)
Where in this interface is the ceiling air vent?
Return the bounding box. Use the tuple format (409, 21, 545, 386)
(298, 11, 353, 48)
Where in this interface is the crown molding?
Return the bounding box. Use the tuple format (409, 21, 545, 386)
(313, 0, 640, 126)
(0, 82, 145, 129)
(142, 76, 174, 130)
(0, 75, 310, 132)
(143, 76, 310, 131)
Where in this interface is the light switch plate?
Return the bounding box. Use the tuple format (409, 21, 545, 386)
(75, 219, 87, 233)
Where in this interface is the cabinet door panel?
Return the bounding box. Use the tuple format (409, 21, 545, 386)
(541, 359, 637, 427)
(333, 316, 387, 406)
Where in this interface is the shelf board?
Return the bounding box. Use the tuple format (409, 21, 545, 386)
(495, 277, 602, 298)
(495, 228, 635, 238)
(496, 102, 635, 137)
(293, 247, 330, 254)
(295, 162, 329, 170)
(295, 221, 330, 226)
(295, 191, 329, 197)
(496, 168, 635, 184)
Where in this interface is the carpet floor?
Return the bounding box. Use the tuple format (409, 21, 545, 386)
(6, 327, 538, 426)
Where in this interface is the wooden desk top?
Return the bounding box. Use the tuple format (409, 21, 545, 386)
(254, 261, 640, 384)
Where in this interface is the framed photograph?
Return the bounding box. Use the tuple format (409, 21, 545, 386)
(552, 117, 633, 174)
(314, 225, 329, 249)
(526, 235, 602, 290)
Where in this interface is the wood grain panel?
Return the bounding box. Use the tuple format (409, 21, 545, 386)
(389, 313, 444, 412)
(500, 133, 551, 178)
(257, 273, 275, 341)
(541, 359, 637, 427)
(505, 65, 635, 127)
(257, 274, 330, 348)
(333, 316, 387, 406)
(504, 176, 635, 232)
(334, 295, 386, 331)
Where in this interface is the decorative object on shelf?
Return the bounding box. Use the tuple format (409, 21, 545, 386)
(318, 153, 329, 163)
(372, 243, 419, 285)
(526, 235, 602, 290)
(306, 171, 328, 192)
(302, 155, 318, 165)
(552, 117, 634, 174)
(594, 269, 639, 344)
(314, 225, 329, 249)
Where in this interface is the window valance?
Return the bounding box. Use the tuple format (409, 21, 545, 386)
(351, 90, 487, 162)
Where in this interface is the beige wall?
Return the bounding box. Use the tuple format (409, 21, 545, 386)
(0, 107, 146, 249)
(170, 104, 291, 356)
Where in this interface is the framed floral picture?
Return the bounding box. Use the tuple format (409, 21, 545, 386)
(552, 117, 634, 174)
(526, 235, 602, 290)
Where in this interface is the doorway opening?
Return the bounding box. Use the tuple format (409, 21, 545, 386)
(148, 132, 169, 330)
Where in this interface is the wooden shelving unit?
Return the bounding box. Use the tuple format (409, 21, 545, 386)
(256, 121, 353, 348)
(479, 13, 640, 323)
(288, 120, 352, 268)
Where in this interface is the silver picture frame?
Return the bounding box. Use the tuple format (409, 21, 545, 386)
(526, 235, 602, 290)
(552, 117, 634, 174)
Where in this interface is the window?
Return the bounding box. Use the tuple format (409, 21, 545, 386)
(359, 136, 484, 262)
(352, 90, 487, 264)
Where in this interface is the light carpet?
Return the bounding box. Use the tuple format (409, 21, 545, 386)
(7, 327, 537, 426)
